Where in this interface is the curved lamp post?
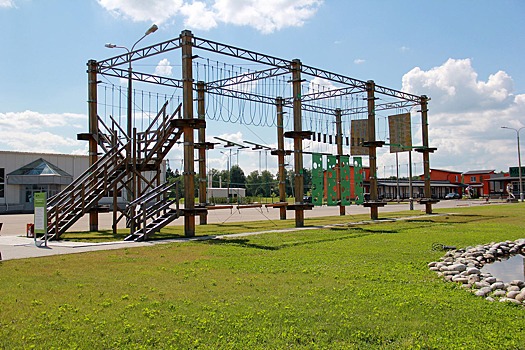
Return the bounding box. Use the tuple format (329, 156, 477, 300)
(105, 24, 158, 138)
(501, 126, 524, 202)
(105, 24, 157, 207)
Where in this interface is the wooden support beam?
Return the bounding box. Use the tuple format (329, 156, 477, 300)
(335, 108, 345, 216)
(276, 97, 287, 220)
(291, 59, 305, 227)
(181, 30, 196, 237)
(197, 81, 208, 225)
(366, 80, 380, 220)
(87, 59, 99, 232)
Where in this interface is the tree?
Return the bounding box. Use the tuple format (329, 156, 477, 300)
(246, 170, 262, 196)
(230, 164, 246, 188)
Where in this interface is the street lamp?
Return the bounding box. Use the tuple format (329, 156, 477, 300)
(501, 126, 524, 201)
(105, 24, 158, 138)
(105, 24, 157, 206)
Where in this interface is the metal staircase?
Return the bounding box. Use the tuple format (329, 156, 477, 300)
(125, 181, 180, 242)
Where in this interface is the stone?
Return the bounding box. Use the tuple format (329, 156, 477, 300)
(449, 264, 467, 272)
(485, 277, 497, 284)
(491, 282, 505, 291)
(466, 267, 481, 275)
(507, 291, 520, 299)
(475, 287, 492, 297)
(492, 290, 506, 297)
(499, 298, 522, 305)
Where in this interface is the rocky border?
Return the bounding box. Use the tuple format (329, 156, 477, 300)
(428, 239, 525, 305)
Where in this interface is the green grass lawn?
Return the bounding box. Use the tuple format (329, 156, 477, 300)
(1, 204, 524, 349)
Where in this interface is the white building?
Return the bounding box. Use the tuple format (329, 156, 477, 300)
(0, 151, 150, 213)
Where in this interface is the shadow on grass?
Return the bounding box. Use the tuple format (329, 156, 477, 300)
(406, 213, 507, 225)
(202, 228, 381, 251)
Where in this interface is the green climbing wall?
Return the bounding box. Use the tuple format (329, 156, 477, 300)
(327, 155, 338, 206)
(340, 155, 351, 205)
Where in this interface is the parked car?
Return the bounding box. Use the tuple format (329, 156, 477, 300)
(445, 192, 461, 199)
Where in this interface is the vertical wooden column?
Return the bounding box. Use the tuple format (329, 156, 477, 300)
(197, 81, 207, 225)
(420, 95, 433, 214)
(276, 97, 286, 220)
(291, 59, 304, 227)
(366, 80, 379, 220)
(87, 59, 99, 232)
(181, 30, 196, 237)
(335, 108, 345, 216)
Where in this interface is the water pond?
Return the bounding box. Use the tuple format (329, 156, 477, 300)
(481, 254, 525, 283)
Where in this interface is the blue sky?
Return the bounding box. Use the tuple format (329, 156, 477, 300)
(1, 0, 525, 176)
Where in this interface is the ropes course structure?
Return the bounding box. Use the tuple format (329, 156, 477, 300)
(81, 29, 437, 238)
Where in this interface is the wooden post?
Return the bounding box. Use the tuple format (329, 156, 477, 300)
(87, 59, 99, 232)
(181, 30, 196, 237)
(335, 108, 345, 216)
(291, 59, 304, 227)
(420, 95, 433, 214)
(197, 81, 207, 224)
(366, 80, 379, 220)
(276, 97, 286, 220)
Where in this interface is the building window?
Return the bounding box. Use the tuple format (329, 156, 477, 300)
(454, 175, 458, 182)
(470, 176, 476, 182)
(479, 175, 483, 181)
(0, 168, 4, 198)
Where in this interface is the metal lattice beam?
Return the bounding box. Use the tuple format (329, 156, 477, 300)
(98, 37, 183, 70)
(206, 66, 289, 91)
(341, 100, 420, 116)
(193, 36, 291, 69)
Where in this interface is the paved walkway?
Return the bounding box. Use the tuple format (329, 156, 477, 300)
(0, 200, 501, 261)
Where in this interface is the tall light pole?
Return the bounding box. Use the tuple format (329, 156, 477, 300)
(105, 24, 158, 205)
(502, 126, 524, 201)
(105, 24, 158, 139)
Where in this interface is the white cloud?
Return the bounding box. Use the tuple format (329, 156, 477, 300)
(180, 1, 218, 30)
(97, 0, 322, 33)
(402, 58, 514, 113)
(98, 0, 183, 24)
(213, 0, 322, 34)
(0, 0, 15, 8)
(353, 58, 365, 65)
(391, 58, 525, 172)
(400, 46, 409, 53)
(155, 58, 173, 76)
(0, 111, 85, 153)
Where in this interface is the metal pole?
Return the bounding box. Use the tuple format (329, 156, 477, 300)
(518, 129, 523, 201)
(396, 152, 400, 203)
(409, 149, 414, 210)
